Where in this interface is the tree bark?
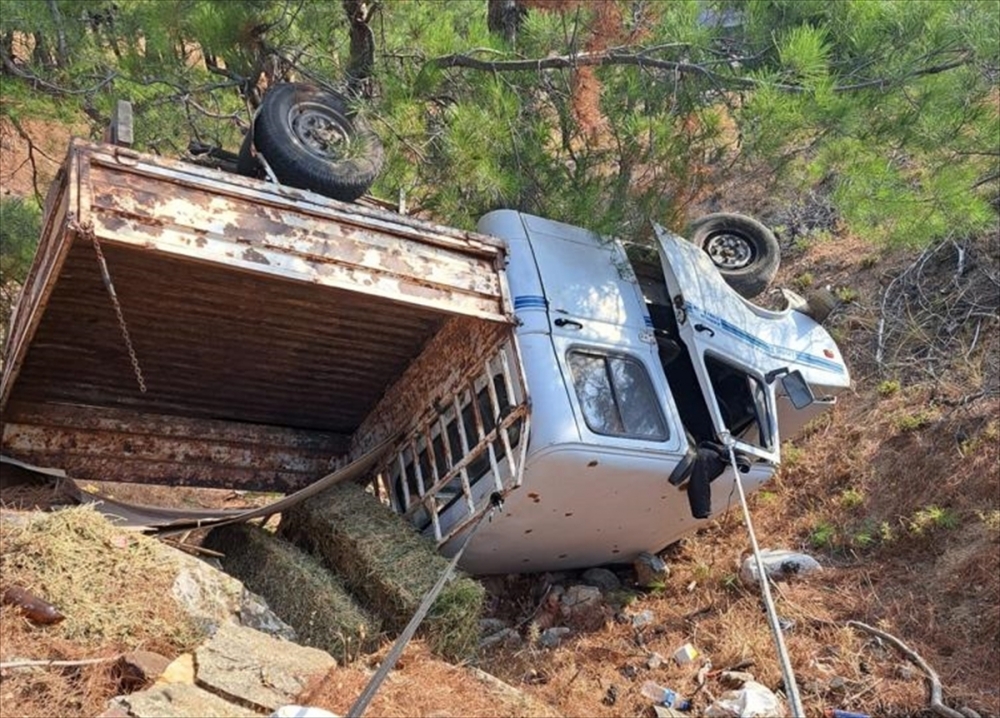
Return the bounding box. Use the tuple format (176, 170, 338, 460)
(487, 0, 527, 45)
(342, 0, 375, 98)
(46, 0, 68, 67)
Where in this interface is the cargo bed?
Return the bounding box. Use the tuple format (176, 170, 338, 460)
(1, 140, 514, 492)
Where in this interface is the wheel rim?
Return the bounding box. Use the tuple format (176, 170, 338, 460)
(287, 102, 352, 161)
(703, 231, 755, 270)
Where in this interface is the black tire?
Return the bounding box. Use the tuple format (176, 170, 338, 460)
(687, 213, 780, 299)
(251, 83, 383, 202)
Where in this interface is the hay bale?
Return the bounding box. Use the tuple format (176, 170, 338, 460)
(281, 482, 484, 661)
(202, 522, 381, 662)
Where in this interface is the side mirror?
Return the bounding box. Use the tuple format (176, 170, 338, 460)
(781, 370, 815, 410)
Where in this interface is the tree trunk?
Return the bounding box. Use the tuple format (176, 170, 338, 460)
(487, 0, 527, 45)
(342, 0, 375, 98)
(46, 0, 68, 67)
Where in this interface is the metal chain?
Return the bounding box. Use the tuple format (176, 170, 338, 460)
(90, 233, 147, 393)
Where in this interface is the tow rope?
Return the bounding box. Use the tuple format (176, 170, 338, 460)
(724, 437, 805, 716)
(347, 492, 504, 718)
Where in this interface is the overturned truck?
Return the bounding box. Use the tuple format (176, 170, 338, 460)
(1, 139, 850, 575)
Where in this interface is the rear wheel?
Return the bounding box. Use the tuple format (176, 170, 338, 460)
(244, 83, 383, 202)
(687, 213, 780, 299)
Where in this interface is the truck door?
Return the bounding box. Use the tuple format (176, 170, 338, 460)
(654, 225, 787, 463)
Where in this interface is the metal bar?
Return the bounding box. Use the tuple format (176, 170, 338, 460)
(400, 404, 528, 521)
(451, 392, 476, 515)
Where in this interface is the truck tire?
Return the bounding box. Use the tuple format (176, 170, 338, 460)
(249, 83, 383, 202)
(687, 213, 780, 299)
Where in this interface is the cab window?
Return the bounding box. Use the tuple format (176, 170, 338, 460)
(567, 350, 668, 440)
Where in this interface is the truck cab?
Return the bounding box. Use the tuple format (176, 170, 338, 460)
(442, 210, 849, 574)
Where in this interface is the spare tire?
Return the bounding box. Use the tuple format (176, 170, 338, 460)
(687, 213, 780, 299)
(247, 83, 383, 202)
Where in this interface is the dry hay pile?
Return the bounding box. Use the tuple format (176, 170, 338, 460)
(0, 506, 203, 717)
(281, 481, 485, 662)
(203, 522, 382, 662)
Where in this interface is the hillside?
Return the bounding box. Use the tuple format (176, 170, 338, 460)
(1, 107, 997, 718)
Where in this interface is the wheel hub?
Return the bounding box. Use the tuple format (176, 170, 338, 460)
(704, 231, 755, 269)
(288, 103, 351, 161)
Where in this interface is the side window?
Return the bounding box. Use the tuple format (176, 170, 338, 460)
(567, 350, 668, 440)
(704, 356, 773, 450)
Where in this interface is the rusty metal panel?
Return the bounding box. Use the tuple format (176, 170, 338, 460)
(2, 402, 347, 491)
(84, 145, 508, 322)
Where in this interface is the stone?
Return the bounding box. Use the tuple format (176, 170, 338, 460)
(270, 707, 339, 718)
(194, 623, 336, 713)
(559, 584, 606, 630)
(169, 552, 245, 635)
(646, 652, 664, 670)
(239, 589, 297, 642)
(634, 552, 669, 587)
(739, 550, 822, 585)
(96, 705, 131, 718)
(480, 628, 521, 649)
(154, 653, 195, 686)
(630, 609, 655, 628)
(479, 618, 508, 635)
(117, 650, 172, 691)
(538, 626, 571, 648)
(581, 567, 621, 592)
(117, 683, 252, 718)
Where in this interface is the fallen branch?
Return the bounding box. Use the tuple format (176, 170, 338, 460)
(0, 656, 118, 670)
(846, 620, 978, 718)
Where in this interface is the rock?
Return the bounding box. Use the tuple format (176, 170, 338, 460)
(634, 552, 669, 587)
(169, 552, 246, 635)
(559, 584, 605, 630)
(739, 550, 822, 585)
(96, 705, 132, 718)
(581, 567, 621, 592)
(154, 653, 195, 686)
(117, 650, 173, 691)
(827, 676, 848, 695)
(239, 589, 297, 642)
(480, 628, 521, 649)
(539, 626, 571, 648)
(194, 623, 336, 713)
(116, 684, 250, 718)
(166, 547, 295, 641)
(480, 618, 508, 635)
(630, 609, 655, 628)
(646, 652, 664, 670)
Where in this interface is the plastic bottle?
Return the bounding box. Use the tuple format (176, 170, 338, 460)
(641, 681, 691, 711)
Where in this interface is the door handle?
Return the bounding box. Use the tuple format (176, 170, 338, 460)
(694, 323, 715, 337)
(554, 318, 583, 330)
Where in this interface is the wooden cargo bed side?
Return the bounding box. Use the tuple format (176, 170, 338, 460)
(0, 140, 512, 491)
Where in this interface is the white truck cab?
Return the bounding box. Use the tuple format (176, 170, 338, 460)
(443, 210, 850, 574)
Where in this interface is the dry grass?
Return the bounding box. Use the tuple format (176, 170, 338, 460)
(298, 640, 562, 718)
(280, 481, 485, 662)
(0, 506, 204, 717)
(202, 522, 382, 662)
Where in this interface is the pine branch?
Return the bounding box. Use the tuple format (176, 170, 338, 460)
(426, 47, 976, 94)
